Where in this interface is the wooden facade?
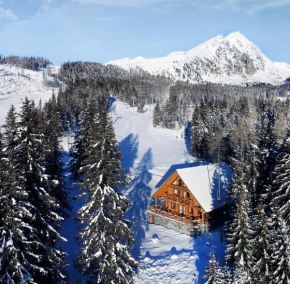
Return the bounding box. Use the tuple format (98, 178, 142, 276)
(150, 171, 210, 225)
(147, 163, 231, 235)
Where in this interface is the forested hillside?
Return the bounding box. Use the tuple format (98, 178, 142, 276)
(0, 54, 51, 71)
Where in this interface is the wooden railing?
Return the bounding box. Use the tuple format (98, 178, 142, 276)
(148, 206, 202, 225)
(160, 193, 201, 208)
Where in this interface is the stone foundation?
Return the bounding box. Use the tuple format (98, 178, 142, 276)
(147, 211, 208, 237)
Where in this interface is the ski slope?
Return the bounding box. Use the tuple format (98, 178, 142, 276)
(0, 64, 58, 126)
(111, 100, 227, 284)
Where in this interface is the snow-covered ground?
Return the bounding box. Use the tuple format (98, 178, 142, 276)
(111, 100, 226, 284)
(0, 64, 58, 126)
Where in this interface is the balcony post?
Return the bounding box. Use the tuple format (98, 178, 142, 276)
(201, 211, 205, 224)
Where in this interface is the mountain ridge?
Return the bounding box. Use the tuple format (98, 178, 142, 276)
(107, 32, 290, 86)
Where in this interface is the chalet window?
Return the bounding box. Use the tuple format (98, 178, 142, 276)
(183, 191, 190, 199)
(180, 205, 185, 215)
(174, 189, 180, 196)
(171, 202, 176, 209)
(173, 178, 181, 186)
(173, 178, 186, 187)
(188, 207, 193, 214)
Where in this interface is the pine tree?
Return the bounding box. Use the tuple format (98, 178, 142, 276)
(252, 201, 272, 284)
(43, 98, 70, 217)
(190, 104, 205, 158)
(272, 133, 290, 225)
(0, 99, 67, 283)
(3, 105, 18, 161)
(232, 264, 249, 284)
(270, 208, 290, 284)
(75, 105, 138, 283)
(244, 142, 260, 204)
(203, 252, 228, 284)
(256, 107, 278, 204)
(69, 100, 97, 179)
(153, 99, 161, 127)
(0, 130, 31, 283)
(226, 159, 253, 282)
(199, 100, 211, 158)
(163, 90, 178, 129)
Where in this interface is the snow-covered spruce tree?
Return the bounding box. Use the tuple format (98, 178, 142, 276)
(69, 100, 97, 179)
(244, 142, 261, 205)
(0, 130, 38, 283)
(203, 252, 229, 284)
(199, 100, 212, 158)
(3, 105, 18, 160)
(272, 133, 290, 225)
(255, 106, 278, 205)
(162, 89, 178, 129)
(251, 201, 272, 284)
(153, 99, 161, 127)
(43, 96, 71, 217)
(190, 104, 202, 157)
(232, 264, 249, 284)
(269, 207, 290, 284)
(0, 98, 67, 283)
(75, 104, 138, 284)
(190, 104, 210, 158)
(226, 159, 254, 283)
(0, 131, 25, 283)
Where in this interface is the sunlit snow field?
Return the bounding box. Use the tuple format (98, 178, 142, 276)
(0, 64, 59, 125)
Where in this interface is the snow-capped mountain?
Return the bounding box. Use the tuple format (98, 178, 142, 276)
(107, 32, 290, 86)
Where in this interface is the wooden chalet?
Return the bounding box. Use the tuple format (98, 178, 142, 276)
(147, 163, 231, 236)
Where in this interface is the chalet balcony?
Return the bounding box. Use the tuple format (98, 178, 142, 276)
(147, 206, 208, 236)
(147, 205, 202, 226)
(163, 193, 193, 206)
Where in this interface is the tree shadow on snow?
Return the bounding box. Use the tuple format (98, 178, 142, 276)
(125, 148, 153, 257)
(184, 122, 191, 154)
(119, 134, 139, 174)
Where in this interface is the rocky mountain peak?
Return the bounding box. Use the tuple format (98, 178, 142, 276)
(107, 32, 290, 86)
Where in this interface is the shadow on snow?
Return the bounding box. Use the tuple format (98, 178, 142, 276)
(119, 133, 139, 174)
(125, 148, 153, 258)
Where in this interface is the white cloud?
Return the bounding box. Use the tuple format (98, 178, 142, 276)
(0, 6, 18, 20)
(71, 0, 290, 13)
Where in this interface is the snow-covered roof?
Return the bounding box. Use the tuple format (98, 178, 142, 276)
(176, 163, 232, 212)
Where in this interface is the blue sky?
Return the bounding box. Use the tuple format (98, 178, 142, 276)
(0, 0, 290, 65)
